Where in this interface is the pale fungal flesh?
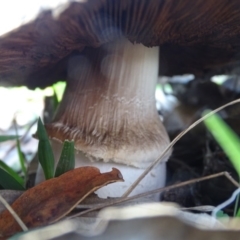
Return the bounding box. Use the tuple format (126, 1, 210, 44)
(47, 140, 167, 200)
(44, 38, 171, 199)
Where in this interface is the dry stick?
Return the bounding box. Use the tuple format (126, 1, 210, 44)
(224, 171, 240, 188)
(70, 171, 240, 218)
(0, 194, 28, 231)
(122, 98, 240, 198)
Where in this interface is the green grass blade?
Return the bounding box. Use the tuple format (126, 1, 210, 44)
(0, 160, 24, 187)
(14, 126, 27, 179)
(236, 207, 240, 217)
(55, 140, 75, 177)
(0, 168, 25, 190)
(53, 81, 66, 102)
(37, 118, 55, 179)
(234, 195, 240, 217)
(203, 110, 240, 176)
(0, 135, 19, 143)
(52, 87, 59, 112)
(203, 110, 240, 217)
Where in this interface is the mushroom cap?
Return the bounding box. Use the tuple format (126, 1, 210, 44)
(1, 0, 240, 88)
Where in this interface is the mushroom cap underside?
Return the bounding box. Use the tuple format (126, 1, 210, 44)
(1, 0, 240, 88)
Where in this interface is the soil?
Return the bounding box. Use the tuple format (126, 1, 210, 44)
(162, 77, 240, 216)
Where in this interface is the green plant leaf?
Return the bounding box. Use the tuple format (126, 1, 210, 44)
(203, 110, 240, 177)
(37, 118, 55, 180)
(236, 208, 240, 217)
(13, 124, 27, 180)
(52, 87, 59, 112)
(0, 168, 25, 190)
(0, 135, 19, 143)
(203, 110, 240, 216)
(0, 160, 24, 187)
(53, 81, 66, 102)
(55, 140, 75, 177)
(216, 210, 229, 219)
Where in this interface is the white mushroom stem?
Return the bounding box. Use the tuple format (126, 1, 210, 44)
(44, 38, 171, 200)
(48, 140, 167, 200)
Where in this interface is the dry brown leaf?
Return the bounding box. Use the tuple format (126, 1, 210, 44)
(0, 167, 123, 237)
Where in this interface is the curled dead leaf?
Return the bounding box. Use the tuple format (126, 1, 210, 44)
(0, 167, 123, 237)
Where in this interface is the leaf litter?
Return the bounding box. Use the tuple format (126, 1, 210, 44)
(0, 167, 123, 237)
(2, 79, 240, 238)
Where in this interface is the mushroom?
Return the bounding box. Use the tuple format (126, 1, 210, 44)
(44, 37, 171, 199)
(1, 0, 240, 199)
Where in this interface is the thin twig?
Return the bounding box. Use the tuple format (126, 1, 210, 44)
(69, 171, 239, 218)
(223, 171, 240, 188)
(122, 98, 240, 197)
(0, 194, 28, 231)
